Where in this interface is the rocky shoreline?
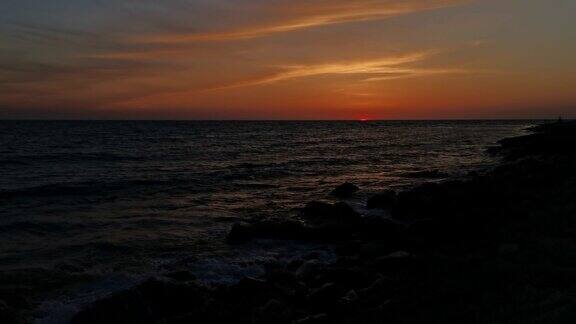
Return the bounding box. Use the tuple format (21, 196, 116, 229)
(5, 121, 576, 324)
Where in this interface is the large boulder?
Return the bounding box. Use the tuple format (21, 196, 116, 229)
(301, 201, 360, 226)
(366, 190, 397, 209)
(331, 183, 360, 198)
(296, 260, 323, 279)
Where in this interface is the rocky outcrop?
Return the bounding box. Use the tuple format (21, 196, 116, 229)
(330, 183, 359, 198)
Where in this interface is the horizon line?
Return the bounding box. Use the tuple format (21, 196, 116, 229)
(0, 118, 559, 122)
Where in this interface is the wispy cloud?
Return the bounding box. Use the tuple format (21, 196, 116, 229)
(203, 51, 469, 91)
(133, 0, 470, 43)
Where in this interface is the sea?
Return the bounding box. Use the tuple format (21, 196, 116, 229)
(0, 120, 534, 322)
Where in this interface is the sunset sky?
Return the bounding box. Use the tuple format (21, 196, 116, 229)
(1, 0, 575, 119)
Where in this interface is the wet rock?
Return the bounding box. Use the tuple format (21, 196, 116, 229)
(235, 277, 269, 294)
(296, 260, 323, 279)
(373, 251, 416, 271)
(308, 283, 340, 307)
(286, 258, 304, 272)
(295, 313, 329, 324)
(498, 243, 520, 255)
(137, 278, 207, 317)
(226, 222, 256, 243)
(358, 241, 396, 259)
(54, 262, 85, 273)
(331, 183, 360, 198)
(301, 201, 360, 226)
(334, 241, 362, 256)
(0, 299, 25, 324)
(255, 299, 290, 324)
(303, 251, 322, 260)
(339, 289, 359, 306)
(357, 276, 393, 301)
(367, 190, 397, 209)
(272, 277, 308, 299)
(0, 291, 30, 310)
(358, 216, 405, 239)
(165, 271, 197, 282)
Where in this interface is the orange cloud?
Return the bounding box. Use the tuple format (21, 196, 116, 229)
(133, 0, 470, 43)
(202, 51, 471, 91)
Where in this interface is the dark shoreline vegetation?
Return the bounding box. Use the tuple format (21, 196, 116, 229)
(3, 120, 576, 324)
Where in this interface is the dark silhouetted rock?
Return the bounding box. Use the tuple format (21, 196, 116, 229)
(339, 289, 359, 306)
(255, 299, 290, 324)
(373, 251, 416, 271)
(235, 277, 269, 294)
(165, 270, 197, 282)
(358, 216, 405, 239)
(308, 282, 340, 307)
(295, 313, 329, 324)
(226, 222, 256, 243)
(331, 183, 359, 198)
(296, 260, 323, 279)
(301, 201, 360, 225)
(367, 190, 397, 209)
(0, 299, 25, 324)
(358, 241, 396, 259)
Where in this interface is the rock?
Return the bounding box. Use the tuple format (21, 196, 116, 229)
(357, 216, 405, 239)
(296, 260, 323, 279)
(358, 241, 395, 259)
(331, 183, 359, 198)
(301, 201, 360, 226)
(272, 277, 308, 299)
(255, 299, 290, 324)
(295, 313, 329, 324)
(367, 190, 397, 209)
(0, 299, 25, 324)
(373, 251, 416, 271)
(0, 291, 29, 310)
(357, 276, 393, 300)
(235, 277, 269, 293)
(498, 243, 519, 255)
(0, 300, 7, 312)
(54, 262, 85, 273)
(226, 222, 256, 243)
(308, 283, 340, 307)
(303, 251, 322, 260)
(137, 278, 207, 317)
(165, 271, 197, 282)
(339, 289, 359, 306)
(286, 258, 304, 272)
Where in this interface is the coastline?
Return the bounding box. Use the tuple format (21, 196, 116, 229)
(5, 120, 576, 324)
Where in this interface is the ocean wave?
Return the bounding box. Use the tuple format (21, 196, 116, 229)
(0, 159, 30, 167)
(0, 179, 170, 200)
(0, 220, 106, 235)
(7, 152, 146, 164)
